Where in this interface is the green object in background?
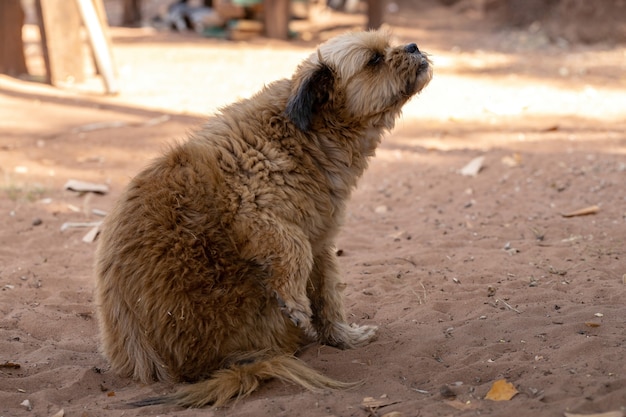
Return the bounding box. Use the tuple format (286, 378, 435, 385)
(202, 26, 228, 38)
(231, 0, 262, 6)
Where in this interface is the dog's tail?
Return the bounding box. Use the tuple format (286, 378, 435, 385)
(131, 354, 357, 408)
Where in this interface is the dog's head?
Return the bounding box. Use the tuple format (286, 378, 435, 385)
(285, 30, 433, 132)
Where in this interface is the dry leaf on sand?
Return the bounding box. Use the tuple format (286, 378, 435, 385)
(50, 409, 65, 417)
(361, 396, 401, 412)
(459, 156, 485, 177)
(63, 179, 109, 194)
(561, 205, 600, 218)
(484, 379, 518, 401)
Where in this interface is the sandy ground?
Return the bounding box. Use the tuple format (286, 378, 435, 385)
(1, 2, 625, 416)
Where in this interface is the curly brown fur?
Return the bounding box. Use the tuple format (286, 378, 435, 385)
(95, 29, 432, 408)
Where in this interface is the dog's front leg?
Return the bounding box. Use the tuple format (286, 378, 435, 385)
(309, 246, 377, 349)
(239, 219, 317, 339)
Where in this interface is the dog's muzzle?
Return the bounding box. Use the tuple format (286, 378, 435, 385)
(405, 42, 430, 73)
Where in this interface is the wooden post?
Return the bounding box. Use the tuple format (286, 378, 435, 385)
(37, 0, 86, 85)
(34, 0, 51, 84)
(0, 0, 28, 77)
(122, 0, 142, 27)
(264, 0, 290, 40)
(366, 0, 384, 30)
(75, 0, 119, 94)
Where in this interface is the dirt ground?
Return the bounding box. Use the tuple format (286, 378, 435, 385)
(1, 1, 625, 416)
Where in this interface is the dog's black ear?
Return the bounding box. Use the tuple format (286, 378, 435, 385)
(285, 62, 334, 132)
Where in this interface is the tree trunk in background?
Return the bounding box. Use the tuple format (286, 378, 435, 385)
(37, 0, 85, 85)
(0, 0, 28, 77)
(122, 0, 142, 26)
(264, 0, 290, 40)
(367, 0, 384, 30)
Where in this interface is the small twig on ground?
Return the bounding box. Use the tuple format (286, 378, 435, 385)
(496, 298, 521, 314)
(361, 398, 402, 417)
(411, 388, 430, 394)
(394, 257, 417, 267)
(411, 281, 427, 305)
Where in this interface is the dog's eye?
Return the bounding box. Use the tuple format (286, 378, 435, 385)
(367, 52, 383, 67)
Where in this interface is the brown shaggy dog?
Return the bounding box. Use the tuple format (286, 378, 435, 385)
(95, 29, 432, 407)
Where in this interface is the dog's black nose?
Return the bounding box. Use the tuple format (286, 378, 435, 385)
(405, 43, 419, 54)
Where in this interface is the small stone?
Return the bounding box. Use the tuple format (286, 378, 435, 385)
(20, 399, 32, 411)
(439, 385, 457, 399)
(32, 218, 43, 226)
(375, 205, 388, 214)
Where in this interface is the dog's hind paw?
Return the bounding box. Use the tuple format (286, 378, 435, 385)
(325, 322, 378, 349)
(273, 291, 317, 339)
